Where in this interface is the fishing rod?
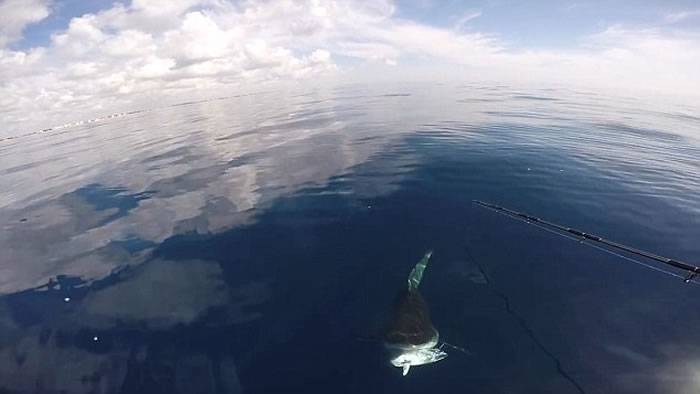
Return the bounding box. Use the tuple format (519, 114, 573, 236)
(473, 200, 700, 284)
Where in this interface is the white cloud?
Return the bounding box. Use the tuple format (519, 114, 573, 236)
(664, 9, 700, 24)
(0, 0, 51, 48)
(0, 0, 699, 135)
(453, 10, 482, 31)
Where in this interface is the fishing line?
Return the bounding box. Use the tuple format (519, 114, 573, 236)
(464, 243, 587, 394)
(439, 341, 472, 356)
(473, 200, 700, 285)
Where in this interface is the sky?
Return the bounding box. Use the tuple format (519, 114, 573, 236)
(1, 0, 699, 133)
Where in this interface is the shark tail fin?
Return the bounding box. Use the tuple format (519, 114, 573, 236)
(408, 250, 433, 291)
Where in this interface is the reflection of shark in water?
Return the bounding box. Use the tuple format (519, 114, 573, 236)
(383, 251, 448, 376)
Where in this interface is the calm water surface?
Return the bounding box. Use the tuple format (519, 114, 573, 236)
(1, 83, 700, 393)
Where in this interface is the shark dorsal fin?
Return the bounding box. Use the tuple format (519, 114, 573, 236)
(408, 251, 433, 290)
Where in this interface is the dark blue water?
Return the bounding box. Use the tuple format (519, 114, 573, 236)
(1, 83, 699, 393)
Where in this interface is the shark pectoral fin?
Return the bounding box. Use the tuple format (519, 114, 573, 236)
(402, 364, 411, 376)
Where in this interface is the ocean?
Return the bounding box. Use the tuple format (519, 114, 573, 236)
(1, 82, 699, 393)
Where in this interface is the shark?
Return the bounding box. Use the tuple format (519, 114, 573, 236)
(383, 251, 448, 376)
